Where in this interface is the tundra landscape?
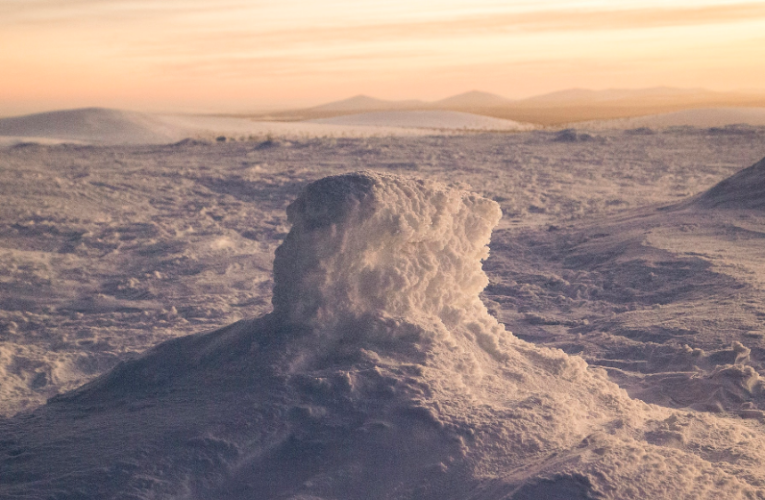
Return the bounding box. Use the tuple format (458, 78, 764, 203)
(1, 99, 765, 498)
(4, 0, 765, 497)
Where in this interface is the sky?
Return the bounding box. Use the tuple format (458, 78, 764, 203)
(2, 0, 765, 115)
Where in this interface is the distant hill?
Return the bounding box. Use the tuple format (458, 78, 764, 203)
(583, 107, 765, 129)
(0, 107, 183, 144)
(519, 87, 761, 108)
(523, 87, 712, 104)
(311, 95, 426, 113)
(263, 87, 765, 126)
(433, 90, 512, 108)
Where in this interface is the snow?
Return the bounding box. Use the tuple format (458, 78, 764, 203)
(0, 107, 185, 144)
(0, 108, 443, 146)
(585, 107, 765, 129)
(2, 126, 765, 498)
(272, 171, 501, 333)
(695, 156, 765, 209)
(158, 113, 440, 139)
(309, 110, 534, 131)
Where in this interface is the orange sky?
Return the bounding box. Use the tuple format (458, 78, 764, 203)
(2, 0, 765, 116)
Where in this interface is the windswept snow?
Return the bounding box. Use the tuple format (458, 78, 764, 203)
(0, 107, 185, 144)
(310, 110, 535, 131)
(5, 169, 765, 499)
(273, 172, 501, 331)
(2, 127, 765, 499)
(695, 156, 765, 209)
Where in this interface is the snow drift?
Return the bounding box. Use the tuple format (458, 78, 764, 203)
(0, 107, 185, 144)
(4, 172, 765, 499)
(696, 156, 765, 209)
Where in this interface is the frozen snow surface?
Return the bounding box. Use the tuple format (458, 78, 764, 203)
(309, 110, 535, 131)
(2, 125, 765, 499)
(0, 107, 184, 144)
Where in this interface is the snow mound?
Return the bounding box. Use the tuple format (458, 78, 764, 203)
(696, 156, 765, 209)
(0, 107, 184, 144)
(310, 110, 534, 131)
(6, 173, 765, 499)
(273, 172, 501, 333)
(552, 128, 594, 142)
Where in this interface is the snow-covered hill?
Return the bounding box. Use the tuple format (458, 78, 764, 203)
(0, 107, 184, 144)
(586, 107, 765, 129)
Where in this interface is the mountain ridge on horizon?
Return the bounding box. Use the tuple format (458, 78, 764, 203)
(3, 86, 765, 128)
(282, 86, 765, 125)
(314, 86, 763, 108)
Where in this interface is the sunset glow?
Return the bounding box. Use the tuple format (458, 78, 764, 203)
(2, 0, 765, 115)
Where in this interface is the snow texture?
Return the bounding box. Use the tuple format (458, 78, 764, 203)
(273, 171, 501, 333)
(5, 168, 765, 499)
(696, 156, 765, 209)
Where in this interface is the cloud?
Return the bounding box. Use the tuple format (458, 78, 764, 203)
(0, 0, 257, 25)
(104, 2, 765, 59)
(6, 1, 765, 32)
(268, 3, 765, 40)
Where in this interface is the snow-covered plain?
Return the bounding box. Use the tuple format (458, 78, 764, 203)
(309, 110, 534, 131)
(0, 108, 527, 147)
(2, 113, 765, 498)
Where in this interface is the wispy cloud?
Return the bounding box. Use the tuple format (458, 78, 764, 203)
(101, 2, 765, 59)
(6, 1, 765, 32)
(245, 3, 765, 42)
(0, 0, 258, 25)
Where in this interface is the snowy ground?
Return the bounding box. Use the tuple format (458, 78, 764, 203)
(1, 126, 764, 415)
(0, 108, 492, 147)
(309, 110, 534, 131)
(2, 121, 765, 498)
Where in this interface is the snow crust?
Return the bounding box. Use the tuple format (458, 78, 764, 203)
(5, 140, 765, 499)
(259, 172, 765, 499)
(273, 172, 501, 334)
